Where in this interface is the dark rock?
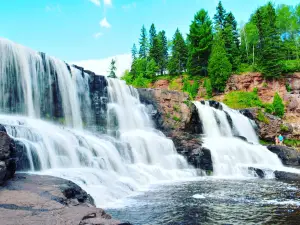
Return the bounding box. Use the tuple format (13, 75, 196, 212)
(208, 100, 223, 110)
(0, 130, 16, 185)
(248, 167, 265, 178)
(274, 170, 300, 181)
(239, 109, 255, 120)
(267, 145, 300, 166)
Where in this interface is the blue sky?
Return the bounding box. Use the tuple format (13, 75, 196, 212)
(0, 0, 299, 75)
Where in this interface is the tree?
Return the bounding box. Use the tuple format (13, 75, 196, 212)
(168, 28, 188, 74)
(208, 32, 232, 92)
(214, 1, 227, 31)
(139, 25, 148, 59)
(272, 92, 285, 118)
(157, 30, 168, 74)
(240, 21, 259, 64)
(108, 59, 117, 78)
(131, 44, 137, 60)
(254, 3, 283, 78)
(187, 9, 213, 76)
(149, 23, 157, 50)
(223, 12, 240, 71)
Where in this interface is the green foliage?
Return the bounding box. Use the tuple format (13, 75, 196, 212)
(132, 74, 151, 88)
(272, 92, 285, 118)
(131, 44, 137, 60)
(108, 59, 117, 78)
(208, 32, 232, 92)
(172, 116, 181, 122)
(182, 78, 199, 99)
(286, 82, 292, 92)
(262, 82, 268, 88)
(223, 91, 263, 109)
(183, 100, 192, 107)
(280, 124, 289, 132)
(284, 139, 300, 148)
(259, 139, 272, 145)
(187, 9, 213, 76)
(263, 103, 275, 114)
(168, 29, 188, 75)
(204, 78, 213, 98)
(282, 60, 300, 73)
(139, 25, 148, 59)
(173, 105, 180, 112)
(257, 109, 270, 124)
(253, 87, 258, 95)
(166, 113, 171, 119)
(213, 1, 226, 30)
(157, 31, 169, 74)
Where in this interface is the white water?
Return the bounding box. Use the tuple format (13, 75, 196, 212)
(193, 101, 297, 178)
(0, 38, 197, 207)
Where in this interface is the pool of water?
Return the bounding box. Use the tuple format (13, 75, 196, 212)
(107, 178, 300, 225)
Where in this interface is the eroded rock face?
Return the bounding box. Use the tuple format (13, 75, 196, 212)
(0, 126, 16, 186)
(0, 174, 121, 225)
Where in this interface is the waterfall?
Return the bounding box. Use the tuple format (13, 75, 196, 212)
(0, 38, 196, 207)
(193, 101, 288, 178)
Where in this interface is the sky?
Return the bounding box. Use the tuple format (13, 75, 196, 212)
(0, 0, 299, 76)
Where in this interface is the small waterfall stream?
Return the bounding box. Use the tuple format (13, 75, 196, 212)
(193, 101, 297, 178)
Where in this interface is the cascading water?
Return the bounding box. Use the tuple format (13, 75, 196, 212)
(193, 101, 297, 178)
(0, 38, 196, 207)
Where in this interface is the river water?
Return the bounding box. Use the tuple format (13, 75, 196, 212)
(108, 178, 300, 225)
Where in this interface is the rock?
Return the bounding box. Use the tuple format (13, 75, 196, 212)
(0, 174, 121, 225)
(274, 170, 300, 181)
(0, 130, 16, 185)
(267, 145, 300, 166)
(248, 167, 265, 178)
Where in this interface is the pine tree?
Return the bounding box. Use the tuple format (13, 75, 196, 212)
(168, 28, 188, 74)
(108, 59, 117, 78)
(131, 44, 137, 60)
(149, 23, 157, 50)
(139, 25, 148, 59)
(254, 3, 283, 78)
(224, 12, 240, 71)
(187, 9, 213, 76)
(213, 1, 227, 31)
(272, 92, 285, 118)
(208, 32, 232, 92)
(157, 30, 168, 74)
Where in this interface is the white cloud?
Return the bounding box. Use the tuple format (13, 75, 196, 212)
(89, 0, 100, 6)
(100, 17, 111, 28)
(94, 32, 103, 39)
(71, 54, 132, 77)
(122, 2, 136, 11)
(104, 0, 112, 6)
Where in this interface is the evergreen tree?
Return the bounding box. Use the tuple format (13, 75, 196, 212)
(224, 12, 240, 71)
(187, 9, 213, 76)
(168, 28, 188, 74)
(208, 32, 232, 92)
(157, 30, 168, 74)
(149, 23, 157, 49)
(213, 1, 227, 30)
(108, 59, 117, 78)
(254, 3, 283, 78)
(139, 25, 148, 59)
(272, 92, 285, 118)
(131, 44, 137, 60)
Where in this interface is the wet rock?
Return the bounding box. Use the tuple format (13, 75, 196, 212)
(0, 130, 16, 185)
(248, 167, 265, 178)
(0, 174, 121, 225)
(274, 170, 300, 181)
(267, 145, 300, 166)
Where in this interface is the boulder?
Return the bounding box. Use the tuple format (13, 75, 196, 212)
(0, 130, 16, 185)
(0, 174, 121, 225)
(267, 145, 300, 166)
(274, 170, 300, 181)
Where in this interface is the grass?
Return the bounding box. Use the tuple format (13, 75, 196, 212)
(284, 139, 300, 148)
(259, 139, 272, 145)
(173, 116, 181, 122)
(257, 109, 270, 124)
(173, 105, 180, 112)
(223, 90, 263, 109)
(169, 79, 181, 90)
(280, 124, 289, 132)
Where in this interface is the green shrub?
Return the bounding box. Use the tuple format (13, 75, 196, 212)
(272, 92, 285, 118)
(253, 87, 258, 95)
(280, 124, 289, 132)
(204, 78, 213, 98)
(132, 74, 151, 88)
(223, 91, 263, 109)
(263, 103, 274, 114)
(169, 79, 181, 90)
(183, 100, 191, 107)
(173, 116, 181, 122)
(257, 110, 269, 124)
(173, 105, 180, 112)
(281, 60, 300, 73)
(284, 139, 300, 147)
(286, 83, 292, 92)
(182, 78, 199, 99)
(166, 113, 171, 118)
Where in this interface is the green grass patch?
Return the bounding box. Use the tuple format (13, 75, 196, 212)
(259, 139, 272, 145)
(223, 90, 263, 109)
(257, 109, 270, 124)
(284, 139, 300, 148)
(280, 124, 289, 132)
(172, 116, 181, 122)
